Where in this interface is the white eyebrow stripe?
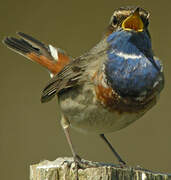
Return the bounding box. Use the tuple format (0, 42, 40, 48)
(49, 44, 58, 61)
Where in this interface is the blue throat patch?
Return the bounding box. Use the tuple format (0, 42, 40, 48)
(106, 30, 162, 97)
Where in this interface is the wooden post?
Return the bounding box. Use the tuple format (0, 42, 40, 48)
(30, 157, 171, 180)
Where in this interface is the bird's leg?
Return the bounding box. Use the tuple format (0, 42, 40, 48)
(61, 114, 102, 170)
(61, 114, 81, 162)
(99, 134, 126, 165)
(61, 114, 81, 179)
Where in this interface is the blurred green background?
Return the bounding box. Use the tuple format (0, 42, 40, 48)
(1, 0, 171, 179)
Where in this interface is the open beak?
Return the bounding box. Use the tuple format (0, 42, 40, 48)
(122, 8, 144, 32)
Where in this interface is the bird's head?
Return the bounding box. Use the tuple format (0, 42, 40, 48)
(107, 7, 150, 35)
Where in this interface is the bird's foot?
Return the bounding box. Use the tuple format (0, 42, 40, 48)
(72, 154, 102, 180)
(118, 159, 127, 168)
(74, 154, 101, 169)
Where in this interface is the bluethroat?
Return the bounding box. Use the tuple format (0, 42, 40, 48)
(3, 6, 164, 166)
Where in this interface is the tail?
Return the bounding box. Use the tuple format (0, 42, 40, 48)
(3, 32, 72, 77)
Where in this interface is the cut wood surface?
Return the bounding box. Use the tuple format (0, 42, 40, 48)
(30, 157, 171, 180)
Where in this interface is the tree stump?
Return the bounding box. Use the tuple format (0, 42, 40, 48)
(30, 157, 171, 180)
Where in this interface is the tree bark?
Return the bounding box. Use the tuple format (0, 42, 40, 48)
(30, 157, 171, 180)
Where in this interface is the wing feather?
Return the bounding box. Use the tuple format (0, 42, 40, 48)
(41, 39, 107, 103)
(41, 58, 85, 103)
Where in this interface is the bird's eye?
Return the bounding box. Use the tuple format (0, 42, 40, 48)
(112, 16, 118, 25)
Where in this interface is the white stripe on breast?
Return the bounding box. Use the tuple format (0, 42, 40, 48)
(111, 50, 143, 60)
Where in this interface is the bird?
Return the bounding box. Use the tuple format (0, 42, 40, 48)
(3, 6, 164, 167)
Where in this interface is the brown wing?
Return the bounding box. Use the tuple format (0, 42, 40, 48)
(40, 39, 108, 103)
(41, 57, 86, 103)
(3, 32, 89, 103)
